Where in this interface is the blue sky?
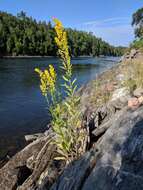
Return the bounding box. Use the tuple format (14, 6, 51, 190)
(0, 0, 143, 46)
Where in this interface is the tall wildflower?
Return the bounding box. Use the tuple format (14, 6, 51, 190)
(53, 18, 87, 162)
(35, 18, 87, 164)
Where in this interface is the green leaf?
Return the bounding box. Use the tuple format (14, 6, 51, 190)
(72, 85, 77, 94)
(72, 78, 77, 85)
(63, 76, 69, 82)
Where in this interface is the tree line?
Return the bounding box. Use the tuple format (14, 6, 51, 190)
(0, 11, 125, 57)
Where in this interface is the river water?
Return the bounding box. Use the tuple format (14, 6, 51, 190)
(0, 57, 119, 158)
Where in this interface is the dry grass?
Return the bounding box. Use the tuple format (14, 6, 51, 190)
(123, 60, 143, 93)
(89, 80, 113, 106)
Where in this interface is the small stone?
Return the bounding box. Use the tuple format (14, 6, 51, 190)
(116, 74, 125, 81)
(111, 87, 130, 102)
(138, 96, 143, 104)
(128, 97, 140, 109)
(44, 128, 53, 136)
(113, 81, 118, 86)
(133, 88, 143, 97)
(130, 49, 137, 58)
(25, 133, 44, 142)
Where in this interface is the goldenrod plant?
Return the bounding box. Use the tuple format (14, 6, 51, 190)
(35, 18, 87, 164)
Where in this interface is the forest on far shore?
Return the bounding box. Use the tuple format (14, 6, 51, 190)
(0, 11, 125, 57)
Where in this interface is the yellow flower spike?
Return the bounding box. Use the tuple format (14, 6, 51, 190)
(53, 18, 71, 80)
(44, 70, 50, 80)
(35, 65, 57, 97)
(49, 65, 56, 81)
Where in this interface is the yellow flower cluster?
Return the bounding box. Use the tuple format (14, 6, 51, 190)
(35, 65, 56, 96)
(53, 18, 72, 77)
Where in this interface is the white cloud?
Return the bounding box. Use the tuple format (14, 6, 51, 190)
(83, 17, 130, 26)
(80, 17, 134, 46)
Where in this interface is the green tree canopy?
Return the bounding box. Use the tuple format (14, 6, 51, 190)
(0, 11, 124, 57)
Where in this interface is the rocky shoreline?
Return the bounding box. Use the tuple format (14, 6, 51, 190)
(1, 50, 143, 190)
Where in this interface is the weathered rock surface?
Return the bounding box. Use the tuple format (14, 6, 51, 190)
(51, 106, 143, 190)
(25, 133, 45, 142)
(0, 134, 59, 190)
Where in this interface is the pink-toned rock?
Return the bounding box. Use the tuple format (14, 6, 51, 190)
(128, 97, 140, 109)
